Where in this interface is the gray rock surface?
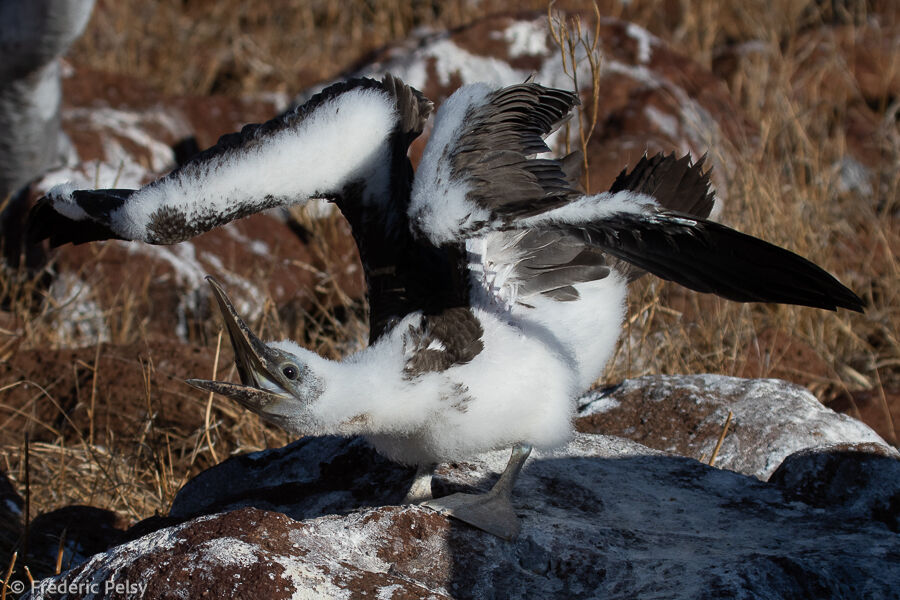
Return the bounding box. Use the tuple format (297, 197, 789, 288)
(168, 434, 413, 521)
(577, 374, 893, 478)
(26, 425, 900, 599)
(770, 441, 900, 532)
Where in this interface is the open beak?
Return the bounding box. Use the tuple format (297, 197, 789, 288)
(186, 276, 287, 413)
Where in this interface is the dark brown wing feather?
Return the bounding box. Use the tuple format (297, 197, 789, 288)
(403, 307, 484, 377)
(450, 84, 580, 222)
(609, 152, 715, 218)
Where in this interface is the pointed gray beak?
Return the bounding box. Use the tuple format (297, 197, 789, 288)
(185, 378, 288, 412)
(186, 276, 287, 412)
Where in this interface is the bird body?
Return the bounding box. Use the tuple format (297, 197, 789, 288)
(267, 305, 578, 466)
(30, 74, 863, 538)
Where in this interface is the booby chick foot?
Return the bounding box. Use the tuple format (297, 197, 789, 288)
(422, 444, 531, 540)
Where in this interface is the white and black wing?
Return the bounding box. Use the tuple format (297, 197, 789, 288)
(463, 150, 719, 307)
(406, 77, 860, 313)
(29, 75, 432, 246)
(516, 157, 864, 312)
(408, 81, 580, 246)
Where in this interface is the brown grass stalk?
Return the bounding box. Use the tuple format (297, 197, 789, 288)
(204, 329, 223, 465)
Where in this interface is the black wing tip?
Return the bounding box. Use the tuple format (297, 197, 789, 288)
(27, 191, 127, 247)
(582, 212, 866, 315)
(26, 197, 53, 242)
(846, 296, 866, 313)
(781, 287, 865, 313)
(26, 196, 76, 247)
(821, 286, 866, 313)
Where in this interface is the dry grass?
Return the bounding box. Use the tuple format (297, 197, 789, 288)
(608, 2, 899, 405)
(1, 0, 898, 583)
(69, 0, 563, 97)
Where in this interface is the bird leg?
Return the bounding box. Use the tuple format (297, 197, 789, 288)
(421, 443, 531, 540)
(403, 463, 436, 504)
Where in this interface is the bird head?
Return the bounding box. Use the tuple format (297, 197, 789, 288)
(186, 277, 324, 435)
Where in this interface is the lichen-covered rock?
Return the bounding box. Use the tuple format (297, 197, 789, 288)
(576, 374, 894, 479)
(35, 211, 361, 345)
(26, 433, 900, 600)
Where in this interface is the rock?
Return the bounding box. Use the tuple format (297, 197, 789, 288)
(31, 507, 455, 600)
(26, 505, 128, 579)
(576, 374, 894, 479)
(0, 469, 24, 553)
(793, 22, 900, 108)
(769, 442, 900, 532)
(43, 64, 288, 194)
(790, 21, 900, 203)
(27, 432, 900, 599)
(61, 65, 288, 158)
(168, 435, 413, 521)
(0, 475, 130, 587)
(302, 12, 753, 196)
(826, 387, 900, 447)
(711, 19, 899, 206)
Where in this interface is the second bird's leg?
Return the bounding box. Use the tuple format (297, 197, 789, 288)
(422, 443, 532, 540)
(403, 463, 436, 504)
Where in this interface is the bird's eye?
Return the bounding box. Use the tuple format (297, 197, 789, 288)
(282, 365, 299, 380)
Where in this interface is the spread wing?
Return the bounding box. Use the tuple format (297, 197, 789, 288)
(509, 156, 863, 313)
(408, 81, 580, 245)
(27, 73, 458, 342)
(29, 74, 432, 246)
(463, 151, 718, 308)
(408, 81, 860, 313)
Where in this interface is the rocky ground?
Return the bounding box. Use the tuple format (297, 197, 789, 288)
(1, 6, 898, 600)
(11, 376, 900, 599)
